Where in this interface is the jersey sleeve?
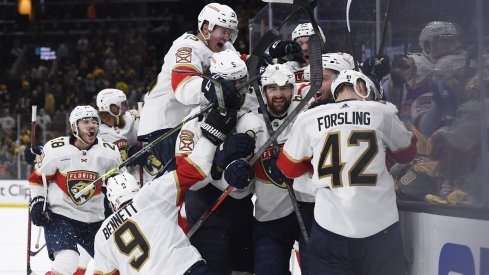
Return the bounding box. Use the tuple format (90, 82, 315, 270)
(276, 115, 313, 178)
(174, 115, 216, 204)
(381, 103, 417, 163)
(171, 37, 206, 105)
(28, 139, 63, 198)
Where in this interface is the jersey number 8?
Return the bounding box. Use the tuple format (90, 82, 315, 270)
(114, 220, 150, 271)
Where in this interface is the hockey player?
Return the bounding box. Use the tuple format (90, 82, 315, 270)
(96, 88, 163, 183)
(137, 2, 242, 169)
(94, 89, 245, 273)
(276, 70, 417, 274)
(268, 23, 324, 83)
(179, 49, 257, 274)
(27, 105, 122, 275)
(94, 172, 207, 274)
(311, 52, 355, 105)
(382, 21, 461, 123)
(233, 64, 304, 275)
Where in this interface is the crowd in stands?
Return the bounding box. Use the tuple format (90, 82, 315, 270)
(0, 0, 264, 179)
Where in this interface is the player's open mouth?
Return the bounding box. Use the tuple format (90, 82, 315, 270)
(314, 91, 322, 100)
(87, 131, 96, 137)
(217, 42, 224, 48)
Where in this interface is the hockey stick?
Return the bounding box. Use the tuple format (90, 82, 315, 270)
(137, 102, 144, 186)
(75, 103, 216, 199)
(262, 0, 326, 52)
(172, 69, 265, 97)
(248, 31, 310, 245)
(346, 0, 360, 71)
(27, 105, 36, 274)
(29, 243, 46, 256)
(370, 0, 393, 81)
(187, 33, 323, 239)
(186, 29, 281, 239)
(33, 173, 48, 251)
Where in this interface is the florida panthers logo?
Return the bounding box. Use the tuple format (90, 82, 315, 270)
(66, 171, 98, 205)
(258, 145, 287, 189)
(143, 155, 164, 176)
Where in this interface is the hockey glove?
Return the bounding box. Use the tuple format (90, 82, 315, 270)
(224, 159, 255, 189)
(201, 108, 237, 145)
(361, 55, 391, 81)
(214, 133, 256, 170)
(268, 152, 292, 185)
(30, 196, 54, 227)
(24, 145, 43, 165)
(202, 73, 242, 109)
(269, 40, 306, 63)
(127, 145, 150, 167)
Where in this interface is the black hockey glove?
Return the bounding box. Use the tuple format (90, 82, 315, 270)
(202, 73, 242, 110)
(224, 159, 255, 189)
(268, 152, 292, 185)
(127, 145, 150, 167)
(269, 40, 306, 63)
(201, 108, 237, 145)
(214, 132, 256, 170)
(361, 55, 391, 81)
(30, 196, 54, 227)
(24, 145, 43, 165)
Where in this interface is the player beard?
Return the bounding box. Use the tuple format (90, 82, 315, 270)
(268, 96, 291, 116)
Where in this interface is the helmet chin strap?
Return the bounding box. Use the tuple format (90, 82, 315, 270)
(73, 127, 93, 146)
(109, 108, 122, 127)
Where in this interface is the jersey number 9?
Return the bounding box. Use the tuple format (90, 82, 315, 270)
(114, 220, 150, 271)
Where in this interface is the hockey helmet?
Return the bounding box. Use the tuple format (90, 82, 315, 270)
(330, 70, 381, 100)
(419, 21, 459, 55)
(261, 64, 296, 92)
(106, 172, 140, 211)
(291, 23, 326, 43)
(322, 52, 355, 73)
(69, 105, 100, 144)
(96, 88, 127, 113)
(210, 49, 248, 81)
(198, 3, 239, 43)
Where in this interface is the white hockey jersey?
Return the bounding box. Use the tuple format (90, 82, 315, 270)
(98, 111, 163, 182)
(94, 172, 202, 275)
(236, 99, 304, 222)
(278, 100, 416, 238)
(28, 136, 122, 223)
(175, 106, 253, 199)
(138, 32, 236, 138)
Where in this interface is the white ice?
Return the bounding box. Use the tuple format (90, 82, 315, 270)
(0, 207, 93, 275)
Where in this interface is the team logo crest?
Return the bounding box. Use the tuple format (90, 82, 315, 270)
(179, 130, 195, 152)
(260, 145, 287, 189)
(66, 171, 98, 205)
(176, 47, 192, 63)
(143, 154, 164, 176)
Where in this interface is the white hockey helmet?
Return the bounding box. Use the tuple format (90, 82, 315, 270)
(322, 52, 355, 72)
(330, 70, 381, 100)
(291, 23, 326, 43)
(106, 172, 140, 211)
(419, 21, 459, 54)
(261, 64, 296, 91)
(69, 105, 100, 144)
(96, 88, 127, 113)
(210, 49, 248, 81)
(198, 3, 239, 43)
